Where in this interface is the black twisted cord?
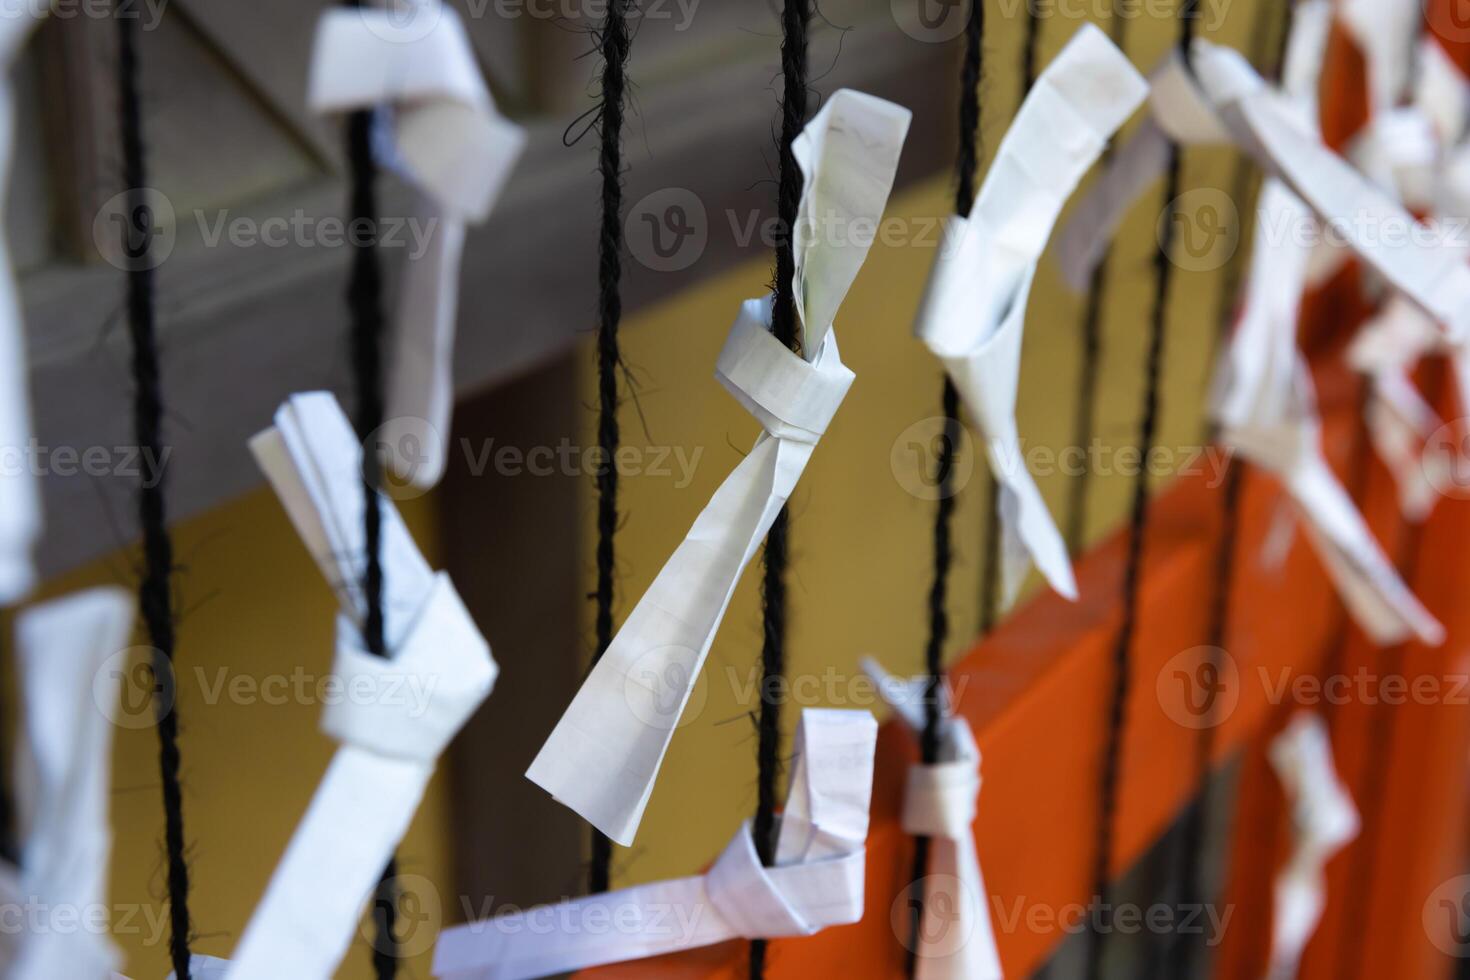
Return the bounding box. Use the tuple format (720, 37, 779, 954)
(750, 0, 812, 976)
(1085, 5, 1198, 978)
(588, 0, 634, 899)
(116, 11, 193, 978)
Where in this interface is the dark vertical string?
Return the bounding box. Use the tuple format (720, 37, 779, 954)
(588, 0, 633, 899)
(1164, 4, 1295, 975)
(1085, 4, 1197, 978)
(116, 11, 193, 979)
(750, 1, 811, 977)
(1021, 0, 1042, 93)
(1066, 0, 1131, 558)
(905, 3, 984, 974)
(0, 637, 17, 869)
(341, 0, 396, 971)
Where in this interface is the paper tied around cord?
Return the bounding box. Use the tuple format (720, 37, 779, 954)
(1267, 712, 1359, 980)
(0, 588, 133, 980)
(0, 8, 48, 603)
(1213, 178, 1444, 647)
(1055, 0, 1332, 293)
(526, 88, 910, 847)
(308, 0, 526, 490)
(222, 392, 496, 979)
(434, 709, 877, 979)
(1188, 38, 1470, 344)
(861, 659, 1002, 980)
(916, 23, 1146, 608)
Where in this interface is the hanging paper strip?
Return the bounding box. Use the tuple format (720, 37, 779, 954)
(0, 9, 47, 602)
(915, 22, 1145, 610)
(308, 0, 526, 490)
(435, 709, 876, 979)
(527, 88, 911, 847)
(1055, 0, 1333, 294)
(200, 392, 498, 979)
(861, 660, 1001, 980)
(1266, 712, 1359, 980)
(0, 588, 132, 979)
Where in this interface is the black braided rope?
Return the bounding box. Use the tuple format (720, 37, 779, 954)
(117, 11, 193, 978)
(589, 0, 634, 899)
(1085, 5, 1198, 977)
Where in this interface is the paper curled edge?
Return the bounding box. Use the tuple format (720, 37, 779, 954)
(436, 709, 877, 980)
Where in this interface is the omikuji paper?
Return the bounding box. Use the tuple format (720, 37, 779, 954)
(435, 709, 877, 979)
(0, 588, 132, 980)
(220, 393, 496, 980)
(1267, 713, 1358, 979)
(863, 659, 1001, 980)
(915, 22, 1147, 608)
(527, 89, 911, 847)
(308, 0, 525, 490)
(0, 10, 45, 603)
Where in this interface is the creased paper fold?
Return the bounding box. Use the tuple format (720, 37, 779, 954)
(527, 88, 910, 847)
(0, 589, 132, 980)
(862, 659, 1001, 980)
(436, 709, 877, 979)
(1267, 712, 1358, 980)
(309, 0, 525, 489)
(916, 22, 1145, 608)
(219, 392, 497, 979)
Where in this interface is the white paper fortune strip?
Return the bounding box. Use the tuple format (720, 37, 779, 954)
(1214, 177, 1444, 646)
(1266, 712, 1358, 980)
(220, 392, 497, 979)
(526, 88, 910, 847)
(861, 659, 1001, 980)
(1055, 0, 1332, 293)
(0, 9, 46, 604)
(0, 588, 133, 980)
(308, 0, 526, 490)
(1339, 0, 1421, 119)
(1189, 38, 1470, 344)
(915, 22, 1145, 609)
(435, 708, 876, 979)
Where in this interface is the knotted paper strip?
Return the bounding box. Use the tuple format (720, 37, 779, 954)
(916, 22, 1145, 608)
(862, 659, 1001, 980)
(1214, 178, 1444, 646)
(1056, 0, 1332, 292)
(1267, 712, 1358, 980)
(527, 88, 910, 847)
(1189, 38, 1470, 344)
(309, 0, 526, 489)
(0, 588, 132, 980)
(436, 709, 877, 979)
(222, 392, 497, 979)
(0, 9, 46, 603)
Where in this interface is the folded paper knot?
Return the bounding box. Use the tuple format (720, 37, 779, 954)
(716, 298, 855, 444)
(308, 3, 519, 220)
(324, 572, 496, 763)
(902, 742, 981, 842)
(707, 824, 820, 938)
